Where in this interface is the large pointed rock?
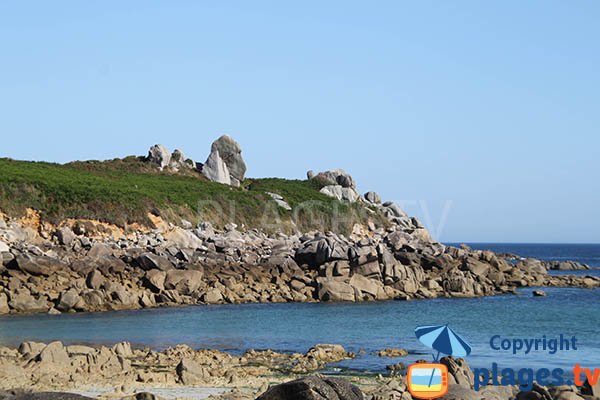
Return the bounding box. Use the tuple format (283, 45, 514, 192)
(201, 150, 231, 185)
(209, 135, 246, 186)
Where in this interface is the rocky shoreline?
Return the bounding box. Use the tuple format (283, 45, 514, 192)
(0, 340, 597, 400)
(0, 209, 598, 315)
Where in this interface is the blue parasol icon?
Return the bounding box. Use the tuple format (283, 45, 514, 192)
(415, 325, 472, 387)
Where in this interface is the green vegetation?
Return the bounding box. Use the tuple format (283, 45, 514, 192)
(0, 158, 386, 233)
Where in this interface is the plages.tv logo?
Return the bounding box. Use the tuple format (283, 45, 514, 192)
(407, 324, 472, 400)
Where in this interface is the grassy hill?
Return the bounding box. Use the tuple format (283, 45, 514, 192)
(0, 157, 386, 233)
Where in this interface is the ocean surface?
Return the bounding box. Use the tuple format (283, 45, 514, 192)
(0, 244, 598, 376)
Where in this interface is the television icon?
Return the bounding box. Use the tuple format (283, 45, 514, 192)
(406, 363, 449, 399)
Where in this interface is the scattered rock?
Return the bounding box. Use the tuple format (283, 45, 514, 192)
(377, 348, 408, 357)
(267, 192, 292, 211)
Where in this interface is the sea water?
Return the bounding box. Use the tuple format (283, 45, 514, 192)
(0, 244, 598, 375)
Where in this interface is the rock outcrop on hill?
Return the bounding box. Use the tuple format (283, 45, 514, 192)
(147, 135, 247, 187)
(147, 145, 195, 172)
(209, 134, 247, 187)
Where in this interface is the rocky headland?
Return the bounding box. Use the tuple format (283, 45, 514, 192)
(0, 136, 597, 315)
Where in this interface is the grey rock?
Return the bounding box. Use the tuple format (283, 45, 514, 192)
(147, 144, 171, 170)
(0, 293, 9, 314)
(36, 341, 70, 364)
(583, 374, 600, 396)
(201, 149, 231, 185)
(0, 240, 9, 253)
(267, 192, 292, 211)
(311, 169, 356, 189)
(0, 390, 94, 399)
(55, 227, 76, 246)
(57, 289, 82, 312)
(442, 384, 481, 400)
(318, 280, 355, 302)
(176, 358, 211, 385)
(440, 356, 475, 389)
(381, 202, 408, 219)
(320, 185, 359, 203)
(169, 149, 195, 171)
(364, 191, 381, 204)
(15, 255, 65, 277)
(86, 270, 105, 290)
(164, 270, 203, 294)
(144, 269, 167, 292)
(257, 375, 364, 400)
(209, 135, 246, 186)
(136, 253, 174, 271)
(8, 291, 50, 313)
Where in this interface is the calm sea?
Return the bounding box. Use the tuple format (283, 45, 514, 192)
(0, 244, 598, 375)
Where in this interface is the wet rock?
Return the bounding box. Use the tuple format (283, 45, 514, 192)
(533, 290, 546, 297)
(377, 348, 408, 357)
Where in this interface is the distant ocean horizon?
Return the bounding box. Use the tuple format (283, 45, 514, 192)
(446, 243, 600, 268)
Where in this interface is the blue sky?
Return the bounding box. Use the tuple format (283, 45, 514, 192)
(1, 1, 598, 243)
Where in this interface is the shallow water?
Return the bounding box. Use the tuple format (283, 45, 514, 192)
(1, 287, 598, 375)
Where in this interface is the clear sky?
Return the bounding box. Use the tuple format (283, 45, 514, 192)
(1, 1, 598, 243)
